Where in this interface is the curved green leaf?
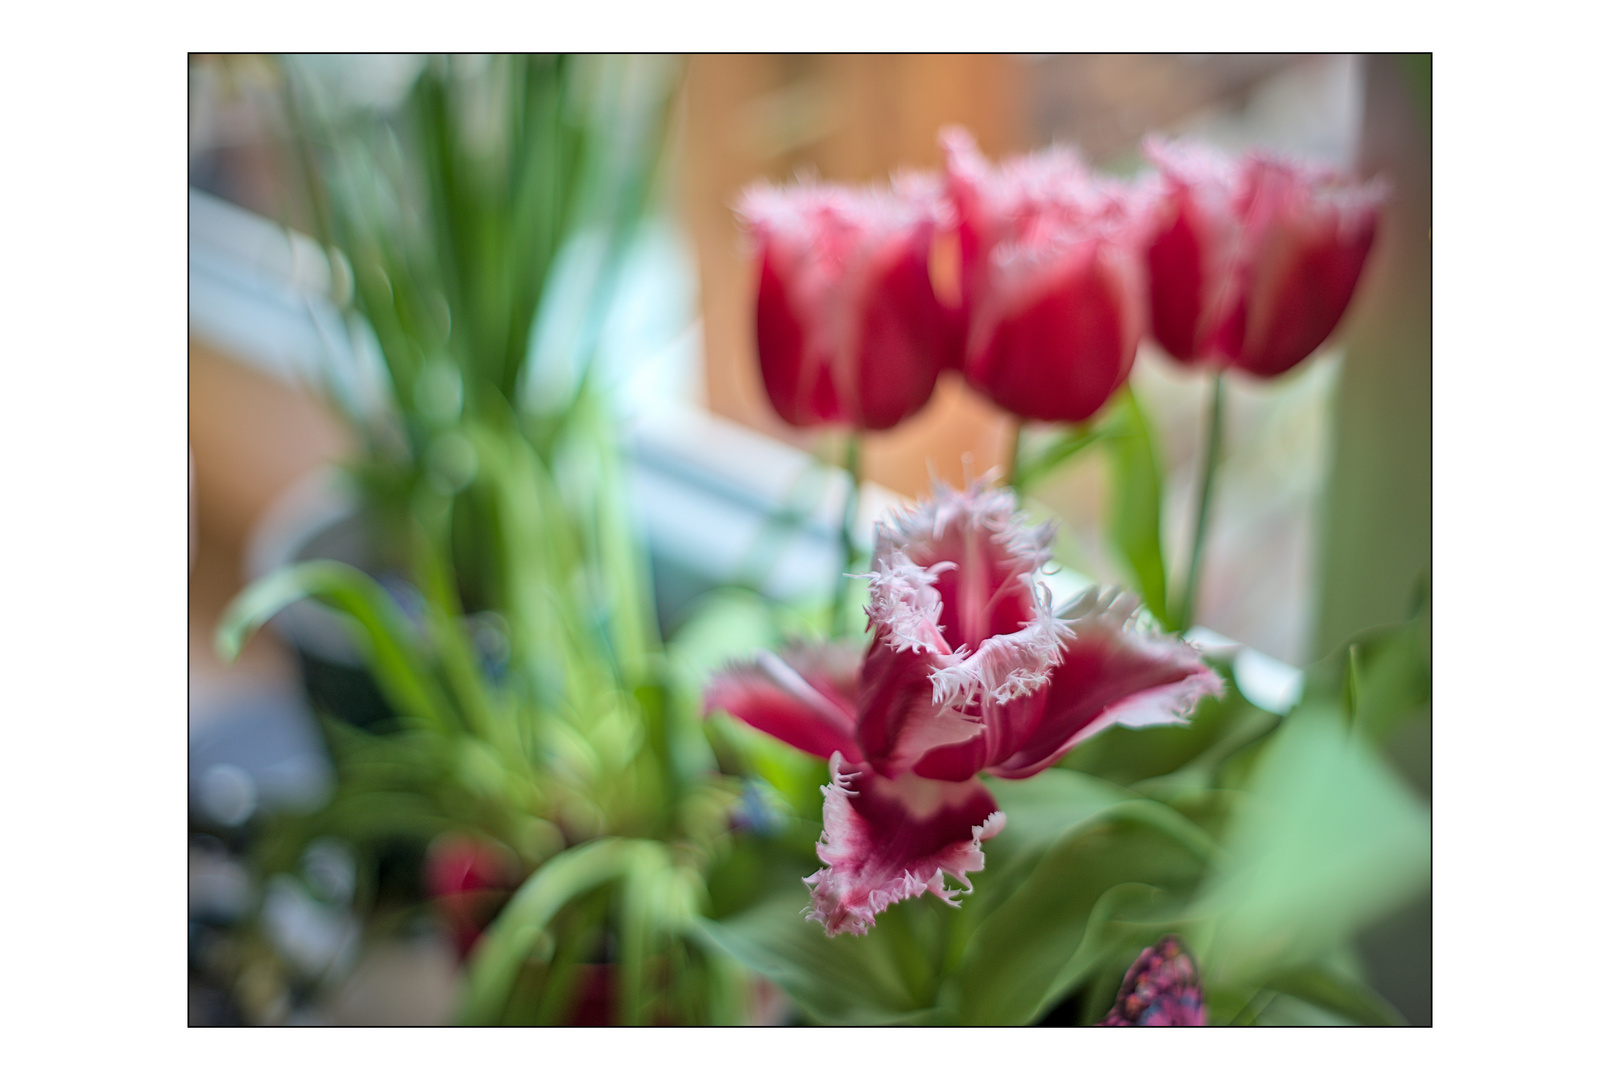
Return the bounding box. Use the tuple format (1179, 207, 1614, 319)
(950, 812, 1209, 1025)
(1265, 964, 1407, 1025)
(457, 838, 651, 1024)
(1104, 388, 1169, 626)
(215, 559, 454, 731)
(694, 889, 924, 1025)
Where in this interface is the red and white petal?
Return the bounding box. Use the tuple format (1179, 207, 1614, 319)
(1216, 155, 1385, 378)
(704, 643, 863, 762)
(805, 755, 1005, 936)
(854, 631, 981, 776)
(929, 584, 1071, 710)
(869, 478, 1056, 654)
(987, 589, 1223, 779)
(1141, 137, 1244, 365)
(738, 181, 950, 429)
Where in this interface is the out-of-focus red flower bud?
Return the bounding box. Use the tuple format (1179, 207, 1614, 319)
(424, 833, 518, 960)
(737, 178, 953, 431)
(1143, 138, 1386, 379)
(942, 128, 1147, 424)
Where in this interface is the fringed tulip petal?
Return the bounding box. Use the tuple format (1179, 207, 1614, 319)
(1215, 156, 1383, 377)
(705, 483, 1222, 935)
(942, 128, 1147, 424)
(869, 479, 1054, 653)
(988, 589, 1223, 780)
(1142, 138, 1243, 365)
(805, 754, 1005, 936)
(1142, 138, 1385, 378)
(704, 644, 863, 762)
(738, 180, 953, 431)
(854, 629, 979, 776)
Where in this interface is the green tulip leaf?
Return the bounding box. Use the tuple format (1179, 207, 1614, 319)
(215, 559, 455, 732)
(694, 888, 928, 1025)
(1104, 387, 1170, 627)
(1191, 706, 1431, 984)
(950, 808, 1209, 1025)
(457, 838, 650, 1025)
(1263, 963, 1407, 1026)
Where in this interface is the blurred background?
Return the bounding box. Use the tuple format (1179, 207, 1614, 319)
(188, 53, 1430, 1024)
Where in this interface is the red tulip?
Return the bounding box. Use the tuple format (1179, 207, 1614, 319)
(941, 128, 1148, 424)
(737, 178, 953, 431)
(1143, 138, 1386, 378)
(706, 481, 1220, 935)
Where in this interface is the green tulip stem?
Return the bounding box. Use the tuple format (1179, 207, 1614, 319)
(832, 434, 863, 637)
(1176, 370, 1225, 634)
(1008, 420, 1027, 493)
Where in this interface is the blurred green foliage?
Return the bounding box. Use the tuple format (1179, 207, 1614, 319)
(220, 55, 784, 1025)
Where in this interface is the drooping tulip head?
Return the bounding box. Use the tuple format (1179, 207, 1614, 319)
(1143, 138, 1386, 378)
(1099, 934, 1207, 1026)
(737, 178, 953, 431)
(705, 481, 1222, 936)
(942, 128, 1148, 424)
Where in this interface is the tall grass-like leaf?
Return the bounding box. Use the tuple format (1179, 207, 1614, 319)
(457, 838, 650, 1024)
(1013, 421, 1110, 493)
(618, 848, 704, 1024)
(565, 391, 659, 679)
(408, 489, 504, 745)
(1302, 601, 1432, 748)
(215, 559, 456, 733)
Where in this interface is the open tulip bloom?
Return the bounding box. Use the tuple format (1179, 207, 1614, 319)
(706, 481, 1221, 935)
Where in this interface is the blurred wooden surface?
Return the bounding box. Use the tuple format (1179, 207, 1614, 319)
(188, 338, 350, 709)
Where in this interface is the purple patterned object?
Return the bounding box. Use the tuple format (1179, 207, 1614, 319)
(1100, 935, 1207, 1026)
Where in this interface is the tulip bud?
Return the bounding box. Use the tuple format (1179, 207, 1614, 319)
(942, 128, 1147, 424)
(737, 179, 952, 431)
(1143, 138, 1386, 378)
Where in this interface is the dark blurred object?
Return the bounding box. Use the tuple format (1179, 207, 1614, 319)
(189, 685, 332, 829)
(424, 834, 519, 959)
(1099, 935, 1206, 1026)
